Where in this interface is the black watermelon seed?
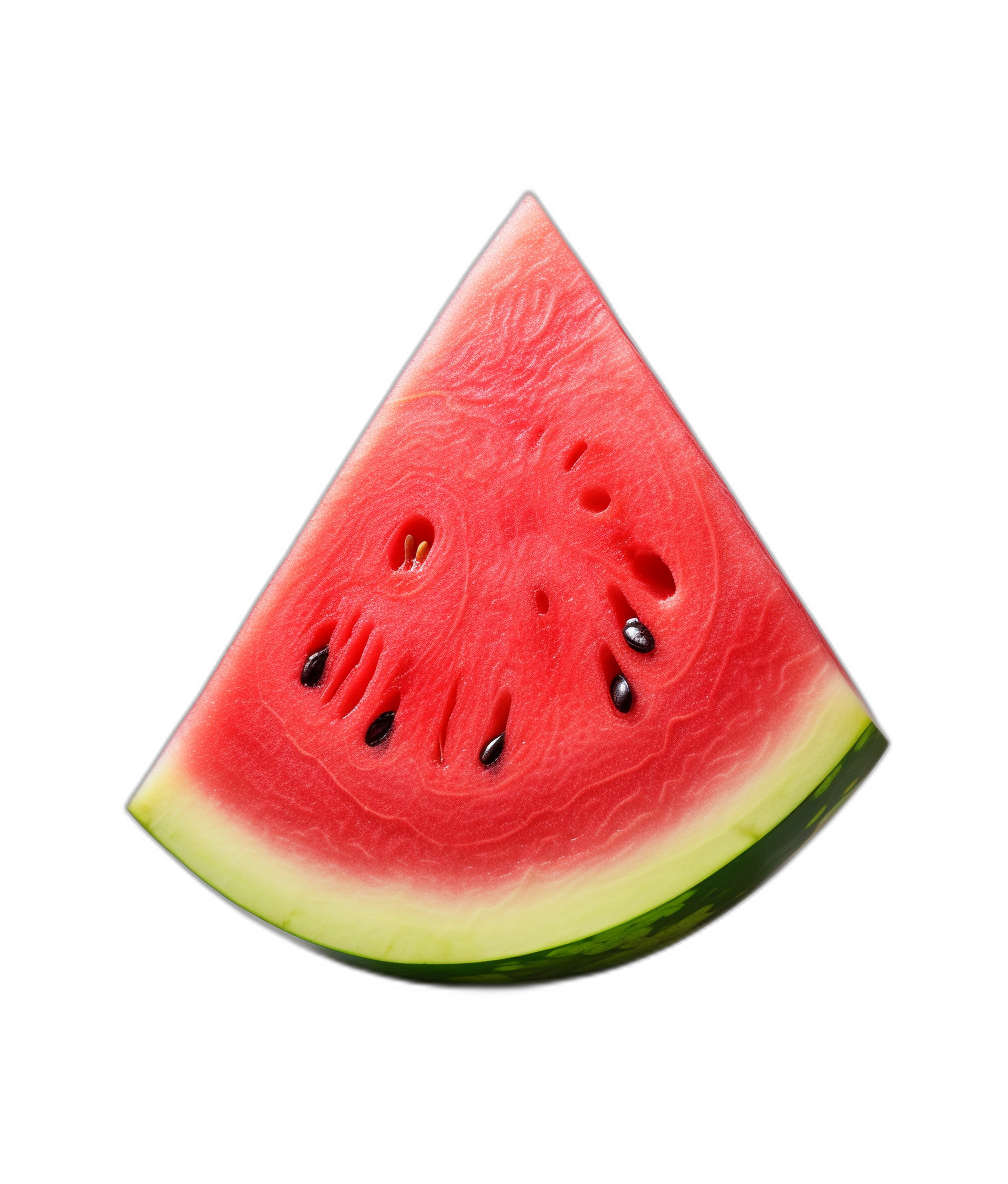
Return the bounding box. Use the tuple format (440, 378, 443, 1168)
(365, 711, 396, 747)
(623, 617, 655, 653)
(610, 673, 633, 713)
(300, 646, 329, 687)
(480, 733, 505, 766)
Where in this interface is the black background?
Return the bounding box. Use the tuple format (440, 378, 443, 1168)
(96, 155, 914, 1065)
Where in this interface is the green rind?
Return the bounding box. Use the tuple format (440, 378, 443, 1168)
(327, 722, 887, 983)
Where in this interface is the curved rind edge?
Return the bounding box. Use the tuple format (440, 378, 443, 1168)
(129, 675, 868, 965)
(127, 710, 890, 989)
(287, 719, 885, 980)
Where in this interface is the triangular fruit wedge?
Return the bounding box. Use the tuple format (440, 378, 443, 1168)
(130, 195, 886, 981)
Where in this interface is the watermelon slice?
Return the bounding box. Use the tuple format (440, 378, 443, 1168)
(130, 195, 886, 981)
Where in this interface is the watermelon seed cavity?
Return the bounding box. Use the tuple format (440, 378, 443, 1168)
(627, 548, 676, 599)
(606, 584, 636, 632)
(390, 516, 435, 571)
(563, 440, 587, 471)
(338, 633, 384, 718)
(365, 711, 395, 747)
(579, 486, 611, 513)
(479, 690, 512, 767)
(300, 646, 329, 687)
(435, 679, 459, 763)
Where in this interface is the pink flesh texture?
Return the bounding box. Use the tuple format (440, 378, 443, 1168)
(170, 196, 850, 894)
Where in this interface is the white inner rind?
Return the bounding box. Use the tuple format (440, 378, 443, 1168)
(129, 669, 869, 965)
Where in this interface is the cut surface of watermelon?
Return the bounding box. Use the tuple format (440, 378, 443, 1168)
(130, 195, 886, 980)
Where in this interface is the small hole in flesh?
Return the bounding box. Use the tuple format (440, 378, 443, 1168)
(623, 618, 655, 653)
(365, 711, 395, 747)
(300, 646, 329, 687)
(580, 486, 611, 513)
(435, 679, 458, 763)
(563, 440, 588, 472)
(610, 673, 633, 713)
(627, 548, 676, 598)
(484, 690, 511, 740)
(321, 620, 372, 705)
(480, 733, 505, 766)
(535, 589, 549, 614)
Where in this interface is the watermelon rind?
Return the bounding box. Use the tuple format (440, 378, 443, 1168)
(341, 722, 887, 982)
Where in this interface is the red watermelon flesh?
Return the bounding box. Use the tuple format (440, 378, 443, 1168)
(130, 195, 884, 978)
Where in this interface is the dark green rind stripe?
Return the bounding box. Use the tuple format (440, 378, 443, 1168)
(330, 722, 888, 983)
